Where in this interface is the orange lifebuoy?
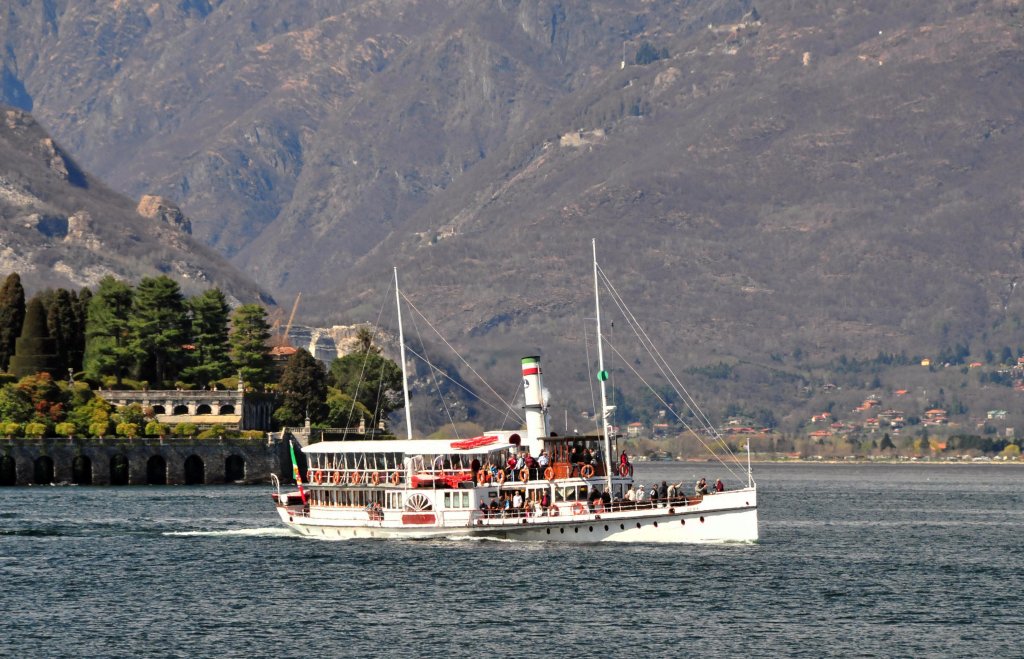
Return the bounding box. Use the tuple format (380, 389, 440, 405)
(330, 470, 341, 485)
(581, 464, 595, 479)
(549, 505, 560, 517)
(313, 470, 324, 484)
(306, 469, 313, 482)
(618, 463, 630, 477)
(390, 471, 401, 486)
(476, 469, 489, 486)
(594, 501, 606, 514)
(495, 470, 506, 485)
(371, 471, 381, 485)
(543, 466, 555, 480)
(571, 502, 586, 515)
(519, 468, 530, 483)
(350, 470, 362, 485)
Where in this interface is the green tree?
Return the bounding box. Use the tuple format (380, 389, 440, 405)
(274, 348, 328, 426)
(84, 277, 134, 384)
(72, 288, 91, 373)
(9, 298, 59, 378)
(181, 288, 232, 387)
(0, 273, 26, 371)
(635, 41, 668, 65)
(55, 421, 77, 438)
(145, 420, 168, 438)
(880, 433, 895, 451)
(324, 389, 372, 428)
(329, 349, 403, 426)
(229, 304, 272, 389)
(42, 288, 80, 377)
(129, 276, 188, 385)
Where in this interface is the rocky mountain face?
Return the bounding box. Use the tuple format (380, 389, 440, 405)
(3, 1, 1024, 422)
(0, 107, 269, 304)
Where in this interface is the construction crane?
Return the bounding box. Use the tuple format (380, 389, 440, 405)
(282, 292, 301, 347)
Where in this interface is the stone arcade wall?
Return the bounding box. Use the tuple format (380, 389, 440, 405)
(0, 437, 291, 486)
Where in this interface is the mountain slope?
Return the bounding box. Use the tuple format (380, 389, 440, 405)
(0, 107, 270, 303)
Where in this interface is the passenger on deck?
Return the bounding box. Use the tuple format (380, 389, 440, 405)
(667, 481, 684, 500)
(525, 453, 537, 479)
(588, 486, 601, 511)
(568, 446, 581, 476)
(715, 478, 725, 492)
(620, 450, 630, 470)
(512, 454, 526, 481)
(648, 483, 659, 507)
(601, 490, 611, 508)
(695, 478, 709, 496)
(658, 481, 668, 502)
(489, 499, 500, 517)
(512, 490, 524, 516)
(582, 447, 594, 466)
(624, 484, 636, 506)
(479, 500, 489, 518)
(635, 484, 646, 503)
(537, 450, 550, 475)
(540, 490, 551, 513)
(506, 455, 517, 479)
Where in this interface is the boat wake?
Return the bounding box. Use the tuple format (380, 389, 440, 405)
(163, 527, 293, 538)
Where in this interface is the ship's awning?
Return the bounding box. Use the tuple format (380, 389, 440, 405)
(303, 436, 519, 456)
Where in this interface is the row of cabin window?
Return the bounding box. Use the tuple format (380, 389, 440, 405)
(309, 488, 386, 508)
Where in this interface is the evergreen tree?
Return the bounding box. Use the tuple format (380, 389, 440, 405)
(72, 287, 91, 373)
(9, 298, 59, 378)
(0, 273, 26, 371)
(129, 276, 188, 385)
(84, 277, 134, 384)
(329, 342, 403, 426)
(229, 304, 272, 389)
(880, 433, 895, 451)
(43, 288, 79, 378)
(181, 288, 232, 387)
(273, 348, 328, 426)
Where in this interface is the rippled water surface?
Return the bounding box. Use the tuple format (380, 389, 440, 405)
(1, 463, 1021, 657)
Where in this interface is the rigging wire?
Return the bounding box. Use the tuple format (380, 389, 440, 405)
(582, 321, 602, 436)
(406, 295, 459, 438)
(400, 290, 524, 424)
(341, 279, 394, 440)
(596, 264, 746, 471)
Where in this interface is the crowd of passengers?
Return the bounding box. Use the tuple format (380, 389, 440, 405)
(475, 444, 631, 483)
(477, 477, 726, 519)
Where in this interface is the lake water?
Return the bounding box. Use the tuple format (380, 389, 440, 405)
(1, 463, 1021, 657)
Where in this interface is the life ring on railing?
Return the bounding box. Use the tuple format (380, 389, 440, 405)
(331, 470, 341, 485)
(618, 463, 630, 477)
(313, 470, 324, 484)
(571, 502, 586, 515)
(520, 468, 530, 483)
(495, 470, 506, 485)
(544, 466, 555, 481)
(476, 469, 489, 486)
(549, 505, 560, 517)
(390, 471, 401, 486)
(581, 465, 595, 479)
(350, 470, 362, 485)
(594, 501, 606, 514)
(371, 471, 381, 485)
(306, 469, 314, 482)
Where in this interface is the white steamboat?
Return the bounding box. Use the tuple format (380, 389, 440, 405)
(272, 242, 759, 543)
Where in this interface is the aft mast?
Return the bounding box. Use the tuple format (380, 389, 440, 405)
(395, 267, 413, 440)
(593, 239, 614, 491)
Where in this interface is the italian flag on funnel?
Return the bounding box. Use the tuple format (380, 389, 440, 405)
(521, 356, 540, 376)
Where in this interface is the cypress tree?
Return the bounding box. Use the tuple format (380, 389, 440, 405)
(129, 276, 188, 386)
(9, 298, 59, 378)
(72, 288, 91, 373)
(229, 304, 272, 390)
(0, 273, 26, 371)
(44, 288, 78, 378)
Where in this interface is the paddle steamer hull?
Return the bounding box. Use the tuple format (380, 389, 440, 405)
(275, 487, 757, 544)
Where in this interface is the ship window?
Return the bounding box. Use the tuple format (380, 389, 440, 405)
(444, 492, 451, 508)
(461, 492, 469, 508)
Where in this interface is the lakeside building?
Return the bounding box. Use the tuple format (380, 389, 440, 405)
(96, 385, 276, 431)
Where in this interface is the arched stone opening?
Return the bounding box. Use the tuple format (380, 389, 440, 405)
(219, 405, 235, 415)
(184, 455, 205, 485)
(152, 405, 166, 414)
(173, 405, 189, 415)
(146, 455, 167, 485)
(0, 455, 16, 486)
(72, 456, 92, 485)
(196, 404, 212, 415)
(34, 456, 55, 485)
(225, 455, 245, 482)
(110, 454, 130, 485)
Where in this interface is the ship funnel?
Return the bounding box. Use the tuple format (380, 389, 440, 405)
(521, 356, 549, 447)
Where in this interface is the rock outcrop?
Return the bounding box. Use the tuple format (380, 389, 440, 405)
(137, 195, 192, 234)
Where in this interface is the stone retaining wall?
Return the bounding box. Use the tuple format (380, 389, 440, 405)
(0, 437, 291, 486)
